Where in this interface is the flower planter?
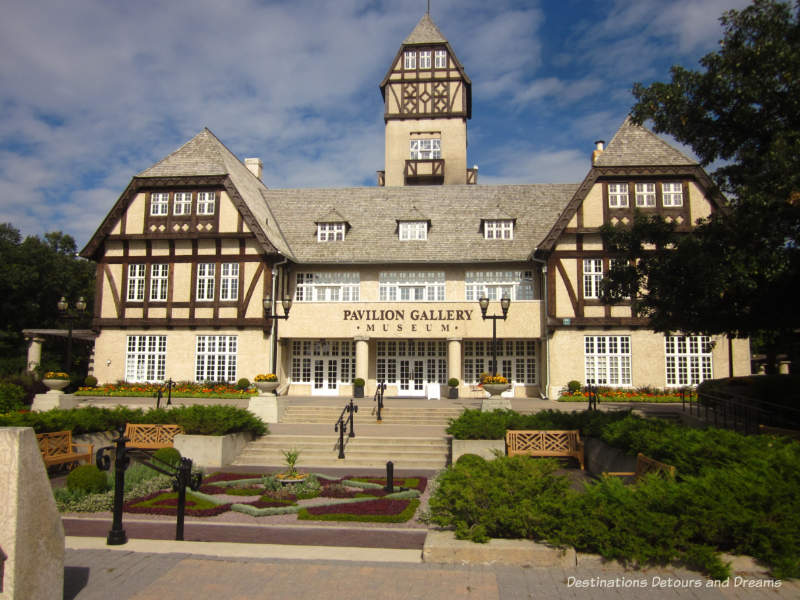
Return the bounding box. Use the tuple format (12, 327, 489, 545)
(448, 387, 459, 399)
(276, 474, 308, 486)
(481, 383, 512, 412)
(42, 378, 69, 392)
(255, 381, 279, 395)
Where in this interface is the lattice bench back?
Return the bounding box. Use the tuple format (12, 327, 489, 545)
(36, 430, 93, 467)
(505, 430, 585, 470)
(124, 423, 185, 449)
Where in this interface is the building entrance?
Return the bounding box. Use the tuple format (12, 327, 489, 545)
(377, 340, 446, 397)
(290, 340, 356, 396)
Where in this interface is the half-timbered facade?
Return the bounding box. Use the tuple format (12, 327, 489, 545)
(79, 12, 750, 397)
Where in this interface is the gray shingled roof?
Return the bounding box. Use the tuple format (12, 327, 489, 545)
(261, 185, 578, 264)
(594, 117, 697, 167)
(137, 128, 294, 259)
(404, 13, 448, 44)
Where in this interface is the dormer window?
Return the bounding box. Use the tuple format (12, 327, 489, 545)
(404, 51, 416, 69)
(419, 50, 431, 69)
(399, 221, 428, 241)
(410, 138, 441, 159)
(435, 49, 447, 68)
(150, 192, 168, 216)
(317, 222, 346, 242)
(484, 219, 514, 240)
(662, 182, 684, 207)
(635, 183, 656, 207)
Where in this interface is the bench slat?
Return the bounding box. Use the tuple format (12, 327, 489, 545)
(36, 431, 93, 468)
(506, 430, 585, 470)
(124, 424, 184, 449)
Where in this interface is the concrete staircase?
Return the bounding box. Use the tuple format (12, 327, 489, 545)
(279, 403, 464, 426)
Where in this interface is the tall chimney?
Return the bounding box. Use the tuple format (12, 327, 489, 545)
(591, 140, 605, 165)
(245, 157, 263, 180)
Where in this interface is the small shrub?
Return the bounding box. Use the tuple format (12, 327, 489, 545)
(567, 380, 582, 394)
(352, 378, 365, 387)
(0, 382, 26, 412)
(448, 378, 459, 387)
(152, 447, 182, 468)
(83, 375, 98, 388)
(67, 465, 110, 494)
(455, 453, 486, 468)
(236, 378, 250, 390)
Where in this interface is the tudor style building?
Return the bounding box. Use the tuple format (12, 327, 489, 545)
(79, 13, 750, 398)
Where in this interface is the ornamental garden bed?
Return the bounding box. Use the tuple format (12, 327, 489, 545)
(558, 389, 683, 403)
(74, 381, 258, 399)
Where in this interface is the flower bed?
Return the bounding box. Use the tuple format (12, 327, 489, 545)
(558, 388, 682, 403)
(75, 381, 257, 398)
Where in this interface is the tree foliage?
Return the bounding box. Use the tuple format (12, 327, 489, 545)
(0, 223, 95, 375)
(603, 1, 800, 364)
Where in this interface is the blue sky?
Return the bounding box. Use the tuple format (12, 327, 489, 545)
(0, 0, 750, 248)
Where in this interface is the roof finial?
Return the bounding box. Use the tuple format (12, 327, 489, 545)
(427, 0, 430, 15)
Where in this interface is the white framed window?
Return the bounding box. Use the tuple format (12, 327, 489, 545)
(608, 183, 629, 208)
(404, 50, 416, 69)
(635, 183, 656, 207)
(583, 259, 603, 299)
(399, 221, 428, 241)
(585, 335, 631, 386)
(196, 263, 215, 301)
(197, 191, 216, 215)
(379, 272, 445, 301)
(409, 138, 441, 160)
(465, 271, 535, 301)
(662, 182, 684, 207)
(294, 272, 360, 302)
(150, 192, 168, 216)
(665, 335, 712, 386)
(126, 335, 167, 383)
(317, 222, 346, 242)
(174, 192, 192, 215)
(195, 335, 237, 383)
(419, 50, 431, 69)
(291, 340, 356, 384)
(150, 264, 168, 301)
(127, 264, 146, 301)
(463, 340, 537, 385)
(484, 219, 514, 240)
(434, 49, 447, 68)
(220, 263, 239, 301)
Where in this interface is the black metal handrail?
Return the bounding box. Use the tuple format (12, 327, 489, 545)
(681, 386, 800, 434)
(154, 378, 175, 408)
(374, 381, 387, 422)
(334, 398, 358, 459)
(586, 384, 599, 411)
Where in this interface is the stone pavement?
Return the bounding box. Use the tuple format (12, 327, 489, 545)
(63, 540, 798, 600)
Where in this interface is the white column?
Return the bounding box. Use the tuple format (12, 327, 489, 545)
(447, 338, 462, 385)
(355, 336, 369, 382)
(25, 336, 45, 374)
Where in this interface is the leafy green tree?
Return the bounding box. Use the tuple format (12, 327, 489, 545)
(0, 224, 95, 376)
(603, 0, 800, 372)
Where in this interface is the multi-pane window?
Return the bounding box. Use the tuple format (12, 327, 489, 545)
(665, 335, 712, 386)
(150, 192, 168, 216)
(195, 335, 237, 383)
(463, 340, 537, 385)
(662, 182, 684, 207)
(127, 264, 146, 301)
(434, 49, 447, 68)
(150, 264, 168, 301)
(409, 139, 441, 160)
(294, 272, 360, 302)
(174, 192, 192, 215)
(379, 272, 445, 301)
(376, 340, 447, 387)
(635, 183, 656, 207)
(291, 340, 356, 383)
(585, 335, 631, 386)
(317, 222, 346, 242)
(399, 221, 428, 241)
(484, 220, 514, 240)
(583, 259, 603, 299)
(197, 191, 216, 215)
(126, 335, 167, 382)
(196, 263, 215, 301)
(608, 183, 629, 208)
(419, 50, 431, 69)
(220, 263, 239, 301)
(465, 271, 535, 301)
(404, 50, 416, 69)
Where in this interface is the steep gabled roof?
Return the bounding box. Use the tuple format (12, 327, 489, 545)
(403, 13, 448, 44)
(81, 128, 293, 260)
(594, 117, 697, 167)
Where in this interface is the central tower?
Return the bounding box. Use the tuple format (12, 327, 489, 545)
(379, 13, 473, 186)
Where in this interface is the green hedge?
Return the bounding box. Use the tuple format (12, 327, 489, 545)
(0, 404, 267, 436)
(446, 409, 631, 440)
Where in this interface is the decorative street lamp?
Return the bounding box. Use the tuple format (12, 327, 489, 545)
(57, 296, 87, 372)
(478, 294, 511, 376)
(264, 294, 293, 374)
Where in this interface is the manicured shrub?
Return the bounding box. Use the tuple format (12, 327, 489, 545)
(448, 378, 459, 387)
(454, 453, 486, 468)
(83, 375, 98, 387)
(567, 380, 582, 394)
(236, 378, 250, 390)
(446, 409, 630, 440)
(152, 447, 182, 468)
(0, 382, 26, 412)
(66, 465, 110, 494)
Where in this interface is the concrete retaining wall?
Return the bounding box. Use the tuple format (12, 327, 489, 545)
(173, 432, 254, 468)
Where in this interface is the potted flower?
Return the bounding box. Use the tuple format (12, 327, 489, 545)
(42, 371, 70, 392)
(481, 374, 510, 398)
(448, 377, 459, 399)
(254, 373, 279, 395)
(352, 377, 365, 398)
(276, 448, 306, 484)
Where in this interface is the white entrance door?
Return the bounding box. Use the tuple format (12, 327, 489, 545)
(312, 358, 339, 395)
(398, 359, 426, 397)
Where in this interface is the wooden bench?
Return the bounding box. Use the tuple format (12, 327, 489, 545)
(124, 423, 184, 449)
(606, 453, 676, 481)
(36, 431, 93, 469)
(506, 429, 585, 470)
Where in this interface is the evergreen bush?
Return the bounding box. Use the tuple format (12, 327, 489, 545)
(0, 382, 26, 412)
(236, 378, 250, 390)
(152, 447, 182, 468)
(66, 465, 110, 494)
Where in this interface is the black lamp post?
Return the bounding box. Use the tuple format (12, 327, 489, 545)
(264, 295, 293, 374)
(478, 294, 511, 376)
(57, 296, 87, 373)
